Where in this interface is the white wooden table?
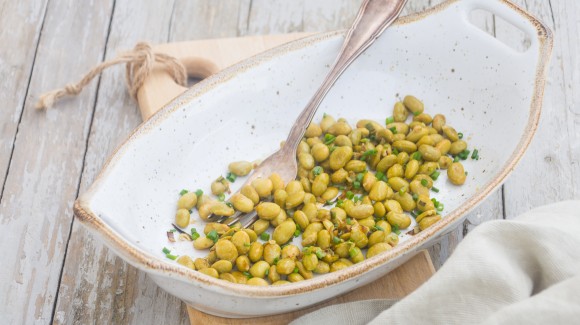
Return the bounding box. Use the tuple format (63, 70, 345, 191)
(0, 0, 577, 324)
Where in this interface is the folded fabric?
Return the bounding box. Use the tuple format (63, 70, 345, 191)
(291, 201, 580, 325)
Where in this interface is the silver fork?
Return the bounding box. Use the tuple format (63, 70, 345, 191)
(208, 0, 408, 228)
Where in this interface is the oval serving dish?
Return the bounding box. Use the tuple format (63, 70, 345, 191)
(74, 0, 552, 318)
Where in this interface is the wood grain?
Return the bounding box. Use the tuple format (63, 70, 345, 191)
(0, 0, 48, 200)
(0, 0, 114, 323)
(187, 251, 435, 325)
(503, 0, 580, 217)
(52, 2, 180, 324)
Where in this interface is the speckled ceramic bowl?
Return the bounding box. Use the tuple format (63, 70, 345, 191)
(74, 0, 552, 318)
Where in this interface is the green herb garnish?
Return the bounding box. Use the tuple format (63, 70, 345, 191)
(431, 186, 440, 193)
(312, 166, 323, 176)
(430, 171, 441, 181)
(361, 149, 378, 161)
(392, 224, 401, 235)
(207, 230, 219, 243)
(324, 134, 336, 145)
(217, 193, 225, 201)
(385, 116, 395, 125)
(260, 232, 270, 241)
(179, 189, 188, 196)
(166, 253, 178, 260)
(162, 247, 171, 254)
(421, 179, 428, 187)
(226, 172, 237, 183)
(195, 189, 203, 197)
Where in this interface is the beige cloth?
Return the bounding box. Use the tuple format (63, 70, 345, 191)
(292, 201, 580, 325)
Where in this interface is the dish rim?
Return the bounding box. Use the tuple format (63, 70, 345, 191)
(74, 0, 553, 298)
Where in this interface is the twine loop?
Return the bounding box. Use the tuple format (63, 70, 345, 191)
(36, 42, 187, 110)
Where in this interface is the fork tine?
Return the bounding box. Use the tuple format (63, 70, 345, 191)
(240, 212, 259, 229)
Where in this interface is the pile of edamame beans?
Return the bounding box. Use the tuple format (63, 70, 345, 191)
(168, 95, 472, 286)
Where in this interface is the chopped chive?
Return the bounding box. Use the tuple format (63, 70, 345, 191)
(349, 247, 359, 258)
(390, 127, 398, 134)
(399, 188, 406, 196)
(273, 257, 279, 264)
(431, 186, 440, 193)
(413, 111, 421, 116)
(430, 171, 441, 181)
(376, 171, 385, 180)
(410, 210, 418, 218)
(346, 217, 352, 225)
(411, 152, 422, 160)
(361, 149, 378, 160)
(293, 267, 300, 273)
(243, 271, 252, 278)
(437, 203, 445, 211)
(333, 236, 341, 244)
(162, 247, 171, 254)
(353, 181, 361, 189)
(373, 225, 385, 231)
(393, 148, 399, 155)
(453, 156, 460, 163)
(225, 202, 234, 208)
(329, 145, 337, 153)
(392, 224, 401, 235)
(421, 179, 428, 187)
(471, 149, 479, 160)
(315, 249, 327, 259)
(166, 253, 178, 260)
(356, 173, 364, 182)
(217, 193, 226, 201)
(458, 132, 464, 139)
(385, 116, 395, 125)
(195, 189, 203, 197)
(353, 195, 361, 203)
(294, 229, 301, 237)
(244, 242, 251, 247)
(207, 230, 219, 243)
(312, 166, 323, 176)
(346, 191, 354, 200)
(179, 189, 188, 196)
(260, 232, 270, 241)
(265, 268, 270, 276)
(324, 134, 336, 145)
(458, 149, 470, 160)
(191, 231, 200, 240)
(412, 193, 419, 201)
(226, 172, 237, 183)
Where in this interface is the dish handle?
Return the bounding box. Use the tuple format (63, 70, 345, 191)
(458, 0, 552, 55)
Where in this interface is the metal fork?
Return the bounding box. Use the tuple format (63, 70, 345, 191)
(208, 0, 408, 228)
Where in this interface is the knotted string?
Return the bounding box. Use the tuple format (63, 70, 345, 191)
(35, 42, 187, 110)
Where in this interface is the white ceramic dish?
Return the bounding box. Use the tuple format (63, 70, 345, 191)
(75, 0, 552, 318)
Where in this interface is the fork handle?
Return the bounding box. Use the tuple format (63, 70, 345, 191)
(284, 0, 408, 151)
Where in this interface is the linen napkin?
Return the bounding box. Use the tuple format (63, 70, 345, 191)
(291, 200, 580, 325)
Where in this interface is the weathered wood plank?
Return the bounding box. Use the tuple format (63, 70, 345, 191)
(302, 0, 362, 31)
(169, 0, 250, 41)
(501, 0, 579, 217)
(0, 0, 47, 200)
(0, 0, 114, 323)
(51, 2, 181, 325)
(243, 0, 306, 36)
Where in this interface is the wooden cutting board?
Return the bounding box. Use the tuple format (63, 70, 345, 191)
(136, 34, 436, 324)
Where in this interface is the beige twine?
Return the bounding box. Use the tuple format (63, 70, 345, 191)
(35, 42, 187, 110)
